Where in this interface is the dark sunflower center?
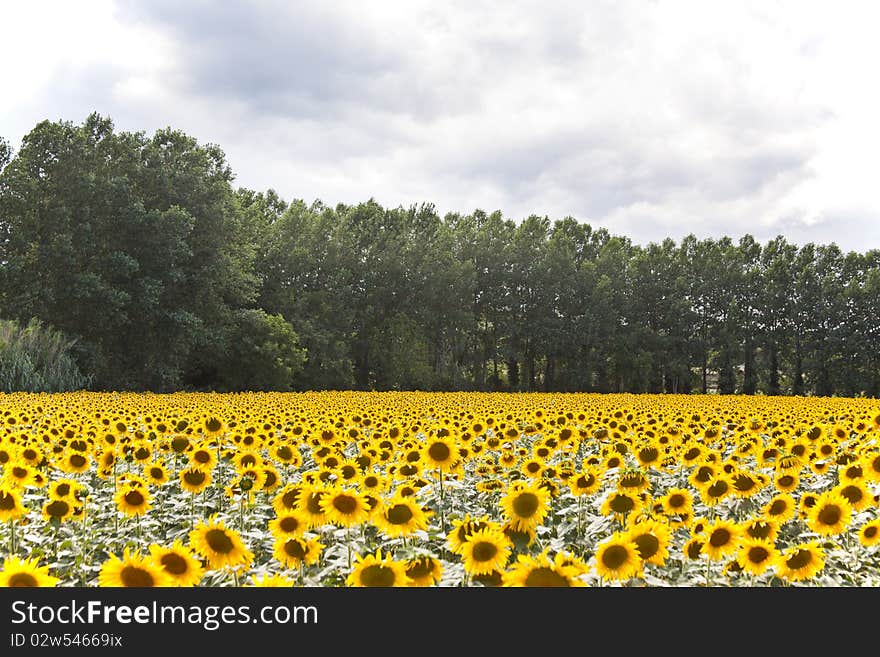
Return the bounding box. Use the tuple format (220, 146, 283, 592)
(150, 467, 164, 479)
(45, 499, 69, 517)
(785, 549, 813, 570)
(0, 492, 17, 510)
(748, 523, 773, 539)
(276, 446, 293, 460)
(512, 492, 540, 518)
(576, 475, 595, 489)
(358, 564, 397, 587)
(840, 486, 863, 505)
(160, 553, 189, 575)
(124, 490, 145, 506)
(194, 451, 211, 464)
(769, 500, 788, 516)
(695, 466, 713, 483)
(818, 505, 841, 526)
(120, 566, 155, 587)
(134, 448, 150, 460)
(747, 546, 770, 563)
(281, 489, 301, 509)
(472, 541, 499, 562)
(69, 455, 86, 468)
(279, 516, 300, 533)
(709, 528, 731, 547)
(8, 573, 39, 587)
(364, 476, 379, 488)
(473, 570, 503, 586)
(707, 480, 729, 497)
(865, 526, 878, 539)
(524, 567, 571, 587)
(284, 540, 307, 560)
(333, 494, 359, 515)
(638, 447, 658, 463)
(306, 493, 325, 514)
(171, 437, 189, 453)
(205, 529, 235, 554)
(686, 540, 704, 559)
(13, 467, 28, 478)
(405, 559, 433, 579)
(609, 494, 635, 514)
(684, 448, 701, 461)
(733, 475, 756, 492)
(778, 475, 795, 488)
(206, 418, 222, 433)
(668, 493, 686, 507)
(601, 545, 629, 569)
(386, 504, 414, 525)
(184, 471, 206, 485)
(428, 443, 451, 462)
(633, 534, 660, 560)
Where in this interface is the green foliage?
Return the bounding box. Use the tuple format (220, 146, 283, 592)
(217, 309, 306, 392)
(3, 114, 880, 395)
(0, 318, 90, 392)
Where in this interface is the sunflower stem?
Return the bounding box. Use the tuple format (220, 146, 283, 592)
(438, 468, 447, 536)
(190, 491, 195, 531)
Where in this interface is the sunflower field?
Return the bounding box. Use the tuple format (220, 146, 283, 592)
(2, 391, 880, 587)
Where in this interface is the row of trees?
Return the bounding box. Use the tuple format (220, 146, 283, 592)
(2, 114, 879, 394)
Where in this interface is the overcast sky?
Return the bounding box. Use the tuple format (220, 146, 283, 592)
(2, 1, 879, 251)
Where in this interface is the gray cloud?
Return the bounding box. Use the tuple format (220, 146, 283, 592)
(5, 1, 875, 252)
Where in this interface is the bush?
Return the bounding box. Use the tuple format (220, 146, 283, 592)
(0, 318, 91, 392)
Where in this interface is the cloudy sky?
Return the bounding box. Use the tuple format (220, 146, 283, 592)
(2, 1, 879, 250)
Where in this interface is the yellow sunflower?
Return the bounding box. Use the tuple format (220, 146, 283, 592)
(503, 551, 588, 587)
(625, 518, 671, 567)
(347, 549, 411, 587)
(762, 493, 797, 525)
(250, 573, 295, 587)
(404, 555, 443, 587)
(459, 528, 512, 576)
(421, 434, 458, 470)
(98, 548, 171, 587)
(702, 519, 741, 561)
(272, 536, 324, 568)
(858, 519, 880, 547)
(736, 539, 779, 577)
(807, 490, 853, 536)
(446, 514, 493, 554)
(189, 519, 254, 570)
(500, 481, 551, 531)
(320, 486, 370, 528)
(594, 532, 641, 581)
(0, 556, 60, 587)
(268, 511, 308, 540)
(114, 484, 151, 517)
(148, 541, 204, 587)
(775, 542, 825, 582)
(179, 466, 212, 495)
(0, 485, 26, 522)
(374, 495, 431, 538)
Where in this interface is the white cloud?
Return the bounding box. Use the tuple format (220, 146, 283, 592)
(2, 0, 880, 251)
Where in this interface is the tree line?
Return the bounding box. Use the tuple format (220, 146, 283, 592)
(1, 114, 879, 395)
